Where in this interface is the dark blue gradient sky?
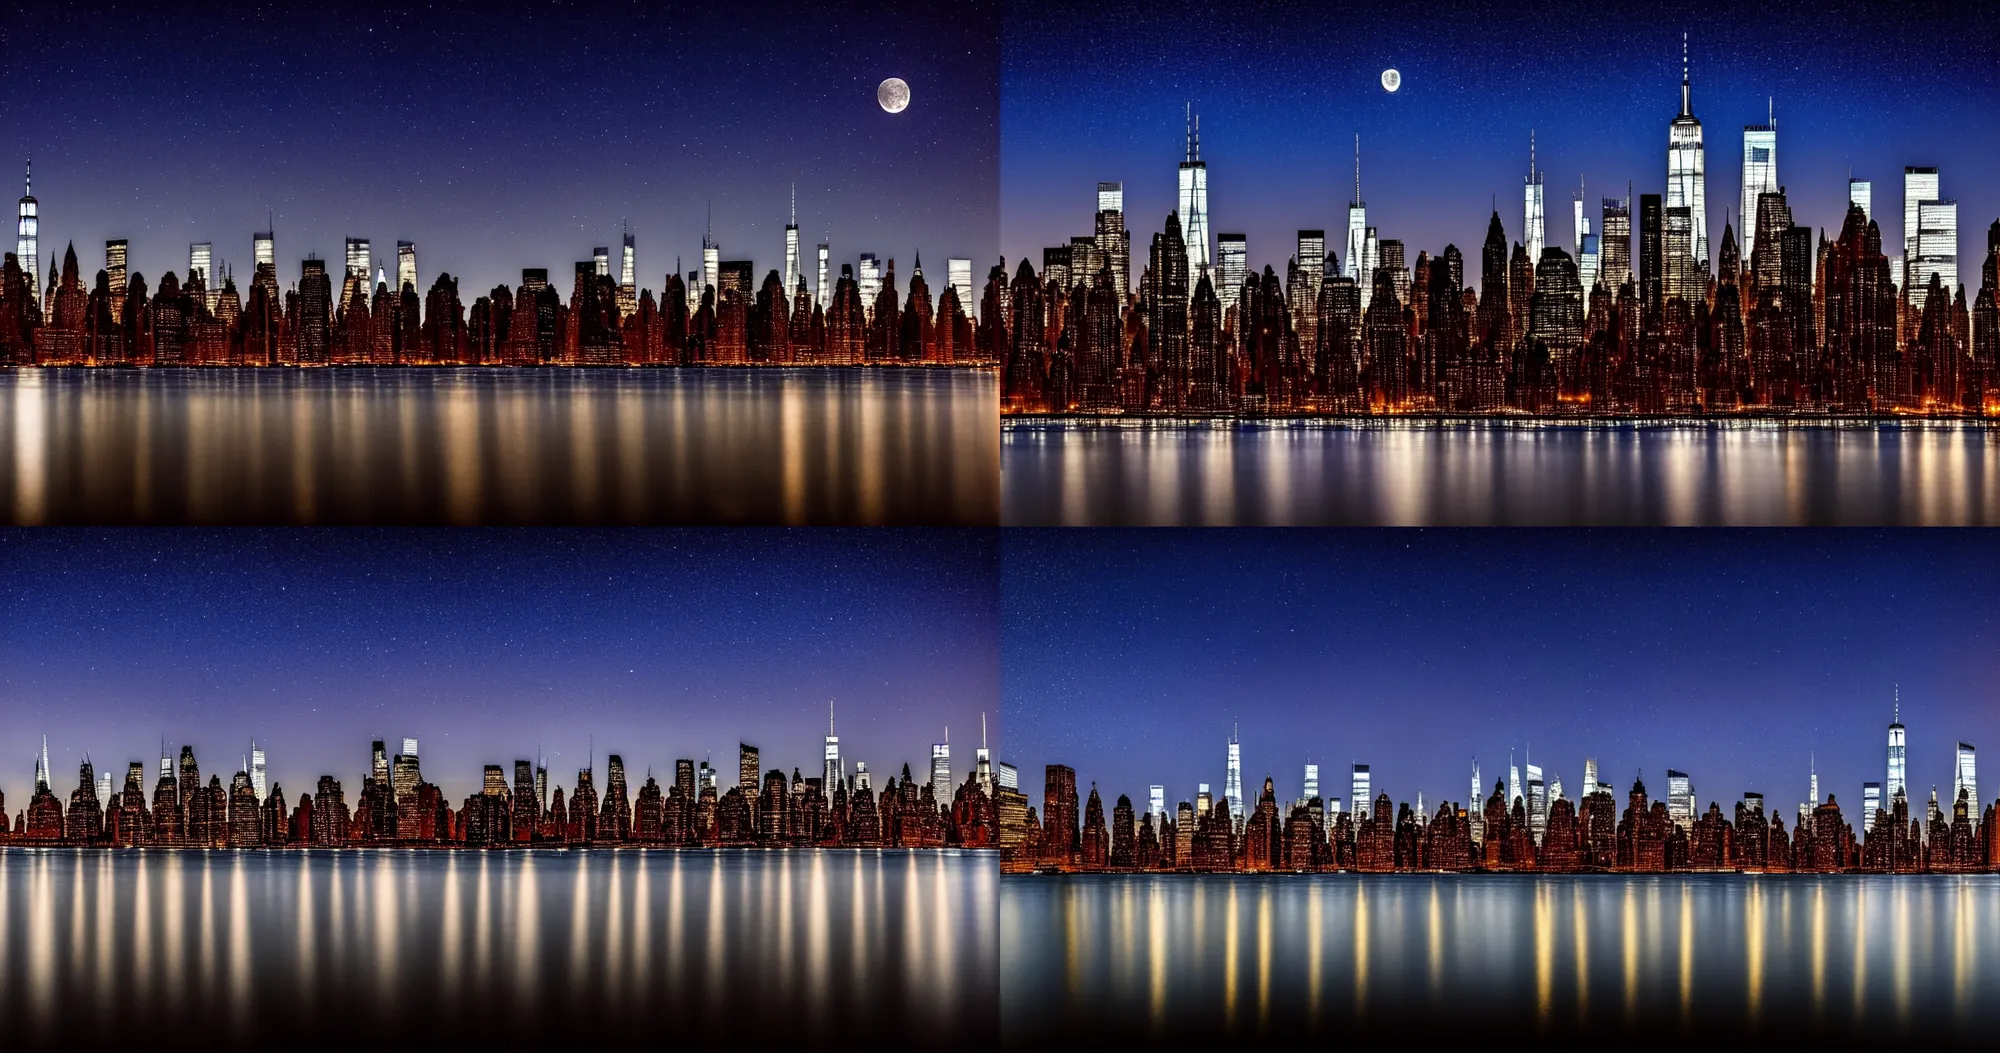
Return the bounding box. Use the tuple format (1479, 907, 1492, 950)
(1004, 531, 2000, 819)
(0, 0, 998, 304)
(0, 530, 998, 806)
(1002, 0, 2000, 292)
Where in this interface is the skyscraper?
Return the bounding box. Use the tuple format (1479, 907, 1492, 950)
(1665, 34, 1709, 273)
(1468, 759, 1483, 843)
(784, 184, 801, 297)
(1148, 785, 1165, 820)
(1601, 195, 1632, 292)
(592, 246, 610, 278)
(618, 232, 636, 316)
(1224, 728, 1243, 823)
(1862, 781, 1881, 830)
(189, 242, 213, 298)
(1351, 763, 1371, 819)
(1582, 757, 1599, 798)
(1523, 131, 1545, 264)
(858, 253, 882, 321)
(930, 737, 951, 792)
(1955, 741, 1976, 816)
(738, 743, 759, 795)
(396, 240, 416, 293)
(817, 244, 833, 309)
(1177, 105, 1211, 295)
(1508, 751, 1521, 808)
(1913, 198, 1959, 310)
(105, 240, 127, 304)
(1302, 762, 1319, 803)
(947, 258, 973, 321)
(345, 238, 371, 295)
(976, 714, 994, 795)
(1740, 108, 1778, 265)
(1526, 762, 1547, 843)
(254, 228, 275, 275)
(1346, 136, 1368, 307)
(1848, 178, 1872, 221)
(1095, 182, 1129, 302)
(17, 160, 37, 296)
(701, 212, 720, 303)
(1217, 234, 1247, 320)
(823, 700, 842, 791)
(249, 742, 267, 801)
(1887, 693, 1907, 802)
(1666, 769, 1693, 830)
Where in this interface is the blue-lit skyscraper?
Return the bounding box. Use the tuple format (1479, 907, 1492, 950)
(1345, 136, 1367, 297)
(1955, 741, 1976, 815)
(1224, 727, 1243, 823)
(1665, 35, 1708, 274)
(1739, 106, 1777, 266)
(1351, 763, 1371, 819)
(1886, 692, 1907, 803)
(1523, 131, 1544, 264)
(1177, 105, 1210, 296)
(18, 160, 39, 297)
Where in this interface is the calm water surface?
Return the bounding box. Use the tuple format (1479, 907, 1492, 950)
(1, 368, 997, 524)
(0, 848, 996, 1045)
(1003, 874, 2000, 1046)
(1002, 421, 2000, 525)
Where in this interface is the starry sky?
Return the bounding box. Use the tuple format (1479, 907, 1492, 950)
(0, 530, 999, 807)
(1004, 531, 2000, 820)
(1002, 0, 2000, 295)
(0, 0, 998, 305)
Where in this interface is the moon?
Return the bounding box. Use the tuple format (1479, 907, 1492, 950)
(1381, 68, 1401, 93)
(877, 78, 911, 114)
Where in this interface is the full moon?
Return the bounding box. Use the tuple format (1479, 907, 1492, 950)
(877, 77, 911, 114)
(1381, 68, 1401, 93)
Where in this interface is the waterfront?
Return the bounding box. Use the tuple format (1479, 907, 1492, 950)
(1002, 873, 2000, 1046)
(0, 368, 998, 524)
(1001, 420, 2000, 525)
(0, 848, 996, 1045)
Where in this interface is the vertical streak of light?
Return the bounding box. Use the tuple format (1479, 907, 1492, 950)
(94, 852, 115, 1019)
(1622, 881, 1638, 1027)
(1256, 884, 1272, 1032)
(441, 853, 463, 1008)
(1353, 880, 1369, 1022)
(372, 854, 398, 1016)
(1307, 882, 1322, 1026)
(228, 856, 251, 1038)
(1574, 880, 1589, 1027)
(572, 851, 593, 1011)
(514, 852, 540, 1026)
(1148, 878, 1167, 1034)
(1535, 880, 1553, 1033)
(1684, 880, 1699, 1032)
(1810, 882, 1825, 1022)
(1427, 882, 1443, 1004)
(1223, 882, 1239, 1031)
(633, 851, 653, 1007)
(295, 854, 314, 1021)
(29, 854, 55, 1037)
(12, 372, 47, 523)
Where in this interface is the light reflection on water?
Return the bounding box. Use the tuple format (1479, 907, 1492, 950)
(1001, 874, 2000, 1045)
(0, 848, 996, 1045)
(1002, 421, 2000, 525)
(0, 368, 997, 524)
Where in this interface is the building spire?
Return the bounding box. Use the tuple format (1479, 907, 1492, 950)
(1353, 134, 1362, 206)
(1894, 683, 1901, 725)
(829, 698, 836, 736)
(789, 182, 796, 226)
(22, 157, 29, 197)
(1529, 128, 1536, 182)
(1679, 32, 1691, 117)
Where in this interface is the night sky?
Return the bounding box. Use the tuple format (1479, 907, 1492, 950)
(0, 0, 998, 306)
(0, 530, 998, 807)
(1004, 531, 2000, 820)
(1003, 0, 2000, 294)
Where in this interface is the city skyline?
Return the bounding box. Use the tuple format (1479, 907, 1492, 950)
(2, 1, 1000, 302)
(1002, 530, 2000, 820)
(1002, 0, 2000, 286)
(0, 529, 999, 808)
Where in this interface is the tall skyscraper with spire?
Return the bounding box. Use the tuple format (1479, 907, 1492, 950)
(784, 184, 802, 297)
(1523, 130, 1545, 264)
(1666, 34, 1708, 273)
(1887, 689, 1907, 802)
(823, 699, 842, 791)
(1739, 100, 1778, 266)
(1345, 136, 1368, 301)
(1224, 725, 1244, 823)
(930, 731, 951, 793)
(1177, 104, 1211, 294)
(976, 712, 993, 795)
(17, 160, 38, 297)
(397, 240, 417, 293)
(35, 734, 50, 791)
(701, 203, 719, 300)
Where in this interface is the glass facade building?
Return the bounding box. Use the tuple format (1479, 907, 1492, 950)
(1177, 108, 1210, 295)
(1665, 39, 1708, 275)
(1216, 233, 1247, 320)
(1739, 123, 1778, 264)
